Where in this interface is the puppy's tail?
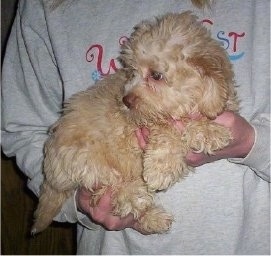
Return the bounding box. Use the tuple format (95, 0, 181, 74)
(31, 180, 73, 234)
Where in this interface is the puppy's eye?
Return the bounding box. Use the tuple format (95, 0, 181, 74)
(150, 71, 164, 81)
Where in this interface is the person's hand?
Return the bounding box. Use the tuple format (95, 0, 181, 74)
(135, 127, 150, 149)
(136, 111, 255, 167)
(76, 187, 148, 234)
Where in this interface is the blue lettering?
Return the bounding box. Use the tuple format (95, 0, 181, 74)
(217, 31, 230, 50)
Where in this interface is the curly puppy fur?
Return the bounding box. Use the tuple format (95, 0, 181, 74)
(32, 11, 239, 234)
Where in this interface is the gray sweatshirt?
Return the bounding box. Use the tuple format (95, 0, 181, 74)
(2, 0, 270, 254)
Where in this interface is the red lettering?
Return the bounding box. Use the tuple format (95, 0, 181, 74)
(228, 32, 245, 52)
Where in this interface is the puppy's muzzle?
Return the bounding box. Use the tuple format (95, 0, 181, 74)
(122, 94, 139, 109)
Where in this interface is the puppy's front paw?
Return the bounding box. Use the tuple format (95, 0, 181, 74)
(185, 122, 232, 155)
(143, 152, 189, 191)
(143, 166, 180, 191)
(143, 125, 189, 191)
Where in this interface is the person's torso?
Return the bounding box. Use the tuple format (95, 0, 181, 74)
(38, 0, 270, 254)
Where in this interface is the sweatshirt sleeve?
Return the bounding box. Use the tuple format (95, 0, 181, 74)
(228, 113, 270, 182)
(1, 2, 61, 196)
(1, 0, 89, 225)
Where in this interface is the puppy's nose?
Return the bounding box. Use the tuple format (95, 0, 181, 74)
(122, 94, 138, 109)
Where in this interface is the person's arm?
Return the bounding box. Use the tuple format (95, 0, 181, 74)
(181, 112, 270, 182)
(138, 111, 270, 181)
(228, 113, 270, 181)
(1, 0, 89, 226)
(1, 1, 61, 196)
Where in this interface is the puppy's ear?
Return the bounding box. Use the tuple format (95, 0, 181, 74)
(188, 53, 234, 119)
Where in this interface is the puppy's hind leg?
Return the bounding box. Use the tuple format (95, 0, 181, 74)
(111, 179, 154, 219)
(111, 180, 173, 233)
(138, 205, 174, 234)
(31, 180, 73, 234)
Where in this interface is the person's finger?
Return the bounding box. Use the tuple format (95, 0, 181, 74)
(141, 127, 150, 142)
(135, 128, 149, 149)
(169, 119, 185, 134)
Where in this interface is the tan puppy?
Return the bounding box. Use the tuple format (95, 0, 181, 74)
(32, 11, 239, 234)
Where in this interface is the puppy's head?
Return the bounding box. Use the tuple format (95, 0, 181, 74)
(120, 11, 237, 124)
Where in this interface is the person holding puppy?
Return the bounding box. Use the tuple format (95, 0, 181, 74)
(2, 0, 270, 254)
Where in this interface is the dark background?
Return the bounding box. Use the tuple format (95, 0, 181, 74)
(1, 0, 76, 254)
